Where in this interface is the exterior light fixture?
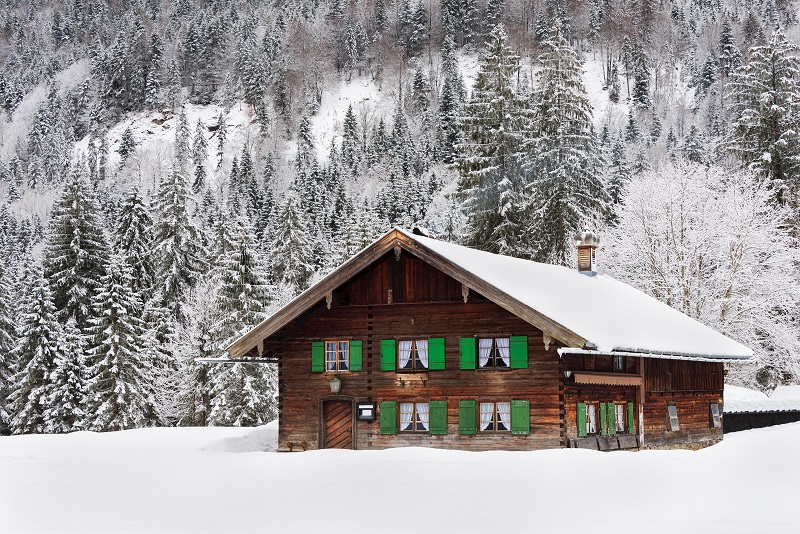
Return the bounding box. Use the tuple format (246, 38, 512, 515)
(329, 376, 342, 394)
(563, 370, 573, 378)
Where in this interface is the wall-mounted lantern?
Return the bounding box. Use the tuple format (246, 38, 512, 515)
(329, 376, 342, 394)
(563, 370, 573, 378)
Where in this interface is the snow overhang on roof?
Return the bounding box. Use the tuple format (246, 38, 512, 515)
(227, 227, 754, 362)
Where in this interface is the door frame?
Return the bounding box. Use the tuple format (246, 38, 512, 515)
(318, 395, 358, 450)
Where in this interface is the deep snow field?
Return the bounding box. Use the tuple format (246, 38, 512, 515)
(2, 421, 798, 534)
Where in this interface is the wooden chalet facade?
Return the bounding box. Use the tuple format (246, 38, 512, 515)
(227, 228, 752, 452)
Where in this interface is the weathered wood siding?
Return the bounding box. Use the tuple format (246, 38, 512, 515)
(642, 359, 724, 447)
(273, 298, 564, 451)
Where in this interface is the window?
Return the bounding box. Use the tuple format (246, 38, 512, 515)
(325, 340, 349, 371)
(710, 403, 722, 428)
(479, 402, 511, 432)
(477, 337, 510, 368)
(667, 405, 680, 431)
(585, 403, 598, 434)
(399, 402, 430, 432)
(614, 403, 626, 432)
(398, 339, 429, 370)
(613, 355, 627, 372)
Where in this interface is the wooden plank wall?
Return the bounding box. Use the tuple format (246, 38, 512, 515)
(273, 299, 564, 451)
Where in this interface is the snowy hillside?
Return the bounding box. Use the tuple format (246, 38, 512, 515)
(2, 422, 798, 534)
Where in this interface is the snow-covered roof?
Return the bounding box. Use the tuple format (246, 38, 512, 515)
(399, 229, 752, 360)
(227, 228, 753, 361)
(724, 385, 800, 413)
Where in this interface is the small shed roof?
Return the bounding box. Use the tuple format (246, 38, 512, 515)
(227, 228, 753, 361)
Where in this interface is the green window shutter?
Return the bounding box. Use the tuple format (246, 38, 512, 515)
(511, 400, 530, 435)
(311, 341, 324, 372)
(577, 403, 587, 437)
(458, 400, 476, 435)
(428, 338, 445, 370)
(429, 400, 448, 435)
(509, 336, 528, 369)
(459, 337, 476, 369)
(599, 403, 608, 436)
(379, 401, 397, 435)
(380, 339, 396, 371)
(607, 403, 617, 435)
(627, 401, 635, 434)
(349, 340, 362, 371)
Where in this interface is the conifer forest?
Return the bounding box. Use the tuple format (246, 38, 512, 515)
(0, 0, 799, 435)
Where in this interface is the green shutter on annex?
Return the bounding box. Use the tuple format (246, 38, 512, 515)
(380, 339, 396, 371)
(511, 400, 530, 435)
(458, 400, 477, 434)
(428, 338, 445, 370)
(349, 340, 362, 371)
(379, 401, 397, 435)
(577, 403, 587, 437)
(627, 401, 635, 434)
(509, 336, 528, 369)
(607, 403, 617, 435)
(459, 337, 476, 369)
(599, 403, 608, 435)
(429, 400, 448, 435)
(311, 341, 324, 372)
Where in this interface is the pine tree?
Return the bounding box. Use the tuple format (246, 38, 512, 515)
(42, 319, 88, 433)
(523, 34, 609, 264)
(43, 166, 109, 331)
(87, 254, 154, 431)
(117, 127, 136, 165)
(114, 188, 155, 294)
(152, 163, 204, 315)
(726, 30, 800, 205)
(271, 194, 314, 292)
(192, 120, 208, 194)
(0, 264, 14, 431)
(456, 25, 526, 256)
(607, 138, 630, 207)
(215, 110, 227, 168)
(9, 272, 63, 434)
(719, 19, 742, 78)
(208, 217, 276, 427)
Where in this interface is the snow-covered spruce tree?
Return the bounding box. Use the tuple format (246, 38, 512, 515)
(87, 254, 155, 431)
(191, 119, 208, 194)
(604, 160, 800, 389)
(42, 319, 89, 433)
(42, 165, 109, 331)
(726, 30, 800, 206)
(271, 193, 314, 293)
(8, 271, 63, 434)
(523, 34, 608, 264)
(208, 217, 276, 427)
(152, 158, 204, 316)
(456, 24, 526, 256)
(0, 263, 17, 431)
(114, 188, 155, 294)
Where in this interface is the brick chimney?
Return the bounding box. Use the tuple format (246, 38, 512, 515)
(573, 229, 600, 276)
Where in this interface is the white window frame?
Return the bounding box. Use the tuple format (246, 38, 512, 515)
(325, 340, 350, 372)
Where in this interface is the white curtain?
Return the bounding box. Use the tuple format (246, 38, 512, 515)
(587, 405, 596, 434)
(478, 339, 493, 367)
(415, 339, 429, 368)
(616, 405, 625, 432)
(398, 341, 412, 369)
(326, 342, 337, 371)
(497, 402, 511, 431)
(496, 338, 510, 366)
(480, 402, 494, 431)
(400, 402, 413, 431)
(339, 341, 349, 370)
(416, 403, 430, 431)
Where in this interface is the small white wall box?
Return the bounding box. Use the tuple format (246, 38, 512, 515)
(356, 402, 377, 421)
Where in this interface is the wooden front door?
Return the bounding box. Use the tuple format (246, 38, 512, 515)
(323, 400, 354, 449)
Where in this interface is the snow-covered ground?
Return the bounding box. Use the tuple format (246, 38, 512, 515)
(2, 421, 798, 533)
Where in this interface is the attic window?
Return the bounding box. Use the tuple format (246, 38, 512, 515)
(477, 338, 510, 368)
(667, 405, 680, 432)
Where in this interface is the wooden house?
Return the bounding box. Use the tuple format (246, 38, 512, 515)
(227, 228, 752, 451)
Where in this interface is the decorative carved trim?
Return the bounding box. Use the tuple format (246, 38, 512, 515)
(394, 245, 402, 261)
(257, 339, 264, 357)
(325, 292, 333, 310)
(543, 333, 552, 351)
(462, 284, 470, 303)
(387, 288, 393, 304)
